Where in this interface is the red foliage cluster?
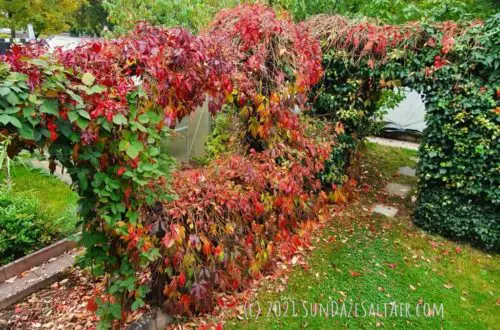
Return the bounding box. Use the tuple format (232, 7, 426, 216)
(208, 4, 323, 101)
(54, 23, 232, 126)
(1, 4, 331, 324)
(147, 127, 332, 314)
(207, 4, 323, 148)
(137, 4, 331, 315)
(306, 15, 470, 65)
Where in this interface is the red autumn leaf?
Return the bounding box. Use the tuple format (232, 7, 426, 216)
(117, 167, 126, 176)
(178, 272, 186, 287)
(349, 270, 362, 277)
(87, 298, 98, 312)
(203, 241, 211, 256)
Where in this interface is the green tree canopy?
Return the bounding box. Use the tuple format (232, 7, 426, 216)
(0, 0, 84, 38)
(274, 0, 498, 23)
(102, 0, 246, 34)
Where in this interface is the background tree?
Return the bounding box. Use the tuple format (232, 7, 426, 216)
(273, 0, 498, 22)
(70, 0, 109, 36)
(102, 0, 248, 34)
(0, 0, 84, 38)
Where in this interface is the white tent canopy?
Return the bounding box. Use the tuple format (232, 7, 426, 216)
(383, 88, 426, 133)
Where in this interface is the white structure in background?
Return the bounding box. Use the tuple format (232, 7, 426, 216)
(47, 34, 92, 51)
(383, 88, 426, 133)
(27, 24, 35, 40)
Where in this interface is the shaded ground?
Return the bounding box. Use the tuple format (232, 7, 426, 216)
(225, 142, 499, 330)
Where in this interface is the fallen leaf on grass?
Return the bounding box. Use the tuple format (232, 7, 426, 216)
(443, 283, 454, 289)
(409, 284, 416, 291)
(349, 270, 362, 277)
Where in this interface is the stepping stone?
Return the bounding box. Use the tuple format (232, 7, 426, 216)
(386, 182, 412, 198)
(397, 166, 416, 177)
(373, 204, 398, 217)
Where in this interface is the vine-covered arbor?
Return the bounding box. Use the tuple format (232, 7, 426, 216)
(307, 13, 499, 251)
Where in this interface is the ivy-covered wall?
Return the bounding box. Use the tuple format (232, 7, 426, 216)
(307, 14, 500, 250)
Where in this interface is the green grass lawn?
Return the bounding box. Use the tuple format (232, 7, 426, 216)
(225, 143, 499, 330)
(1, 164, 78, 236)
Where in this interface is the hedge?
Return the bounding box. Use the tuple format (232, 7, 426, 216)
(307, 14, 500, 250)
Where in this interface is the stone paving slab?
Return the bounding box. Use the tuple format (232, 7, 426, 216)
(0, 251, 76, 309)
(386, 182, 412, 198)
(373, 204, 398, 217)
(397, 166, 416, 177)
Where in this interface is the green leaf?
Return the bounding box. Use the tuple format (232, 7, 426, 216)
(126, 143, 140, 159)
(138, 113, 150, 124)
(68, 111, 79, 122)
(0, 87, 10, 96)
(112, 113, 127, 126)
(23, 106, 35, 118)
(131, 298, 144, 311)
(3, 107, 19, 114)
(78, 109, 91, 120)
(81, 72, 95, 86)
(76, 117, 89, 129)
(109, 303, 122, 319)
(119, 140, 129, 151)
(40, 99, 59, 115)
(19, 125, 35, 140)
(0, 114, 10, 125)
(8, 116, 22, 128)
(6, 92, 19, 106)
(89, 85, 107, 95)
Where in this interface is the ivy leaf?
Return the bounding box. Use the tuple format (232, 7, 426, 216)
(19, 125, 35, 140)
(131, 298, 144, 311)
(77, 117, 89, 129)
(138, 113, 150, 124)
(78, 109, 91, 120)
(0, 114, 10, 125)
(113, 114, 127, 126)
(6, 92, 19, 106)
(40, 99, 59, 115)
(88, 85, 107, 95)
(82, 72, 96, 86)
(126, 142, 141, 159)
(109, 303, 122, 319)
(68, 111, 79, 122)
(0, 114, 22, 128)
(0, 87, 10, 96)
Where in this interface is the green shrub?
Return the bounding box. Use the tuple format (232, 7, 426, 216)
(0, 188, 59, 265)
(206, 111, 232, 159)
(415, 187, 499, 251)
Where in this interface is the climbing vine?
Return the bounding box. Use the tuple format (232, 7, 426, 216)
(0, 4, 330, 327)
(307, 14, 499, 249)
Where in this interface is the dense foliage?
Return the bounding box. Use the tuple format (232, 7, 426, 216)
(274, 0, 498, 23)
(0, 0, 85, 38)
(0, 4, 330, 327)
(102, 0, 246, 34)
(0, 189, 59, 265)
(0, 23, 232, 327)
(307, 13, 500, 250)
